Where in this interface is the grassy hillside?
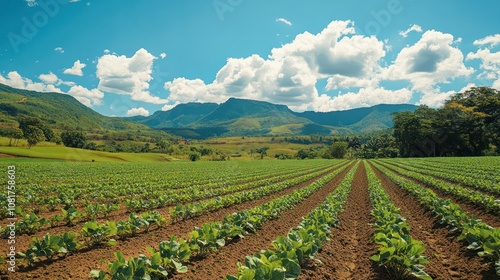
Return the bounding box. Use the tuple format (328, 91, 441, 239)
(0, 83, 176, 142)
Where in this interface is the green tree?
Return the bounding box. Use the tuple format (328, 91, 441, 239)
(330, 142, 348, 159)
(25, 125, 45, 148)
(8, 127, 23, 146)
(189, 152, 200, 161)
(60, 131, 87, 148)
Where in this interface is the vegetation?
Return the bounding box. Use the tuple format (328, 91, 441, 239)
(393, 87, 499, 157)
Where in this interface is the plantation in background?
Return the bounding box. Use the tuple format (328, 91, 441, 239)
(0, 157, 499, 279)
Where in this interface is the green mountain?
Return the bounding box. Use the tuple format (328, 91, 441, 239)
(127, 102, 219, 128)
(0, 83, 173, 140)
(133, 98, 418, 138)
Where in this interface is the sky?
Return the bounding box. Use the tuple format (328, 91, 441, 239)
(0, 0, 499, 117)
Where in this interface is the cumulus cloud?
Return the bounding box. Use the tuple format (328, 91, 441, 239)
(473, 34, 500, 48)
(467, 47, 500, 90)
(25, 0, 37, 7)
(276, 18, 292, 26)
(127, 107, 149, 117)
(0, 71, 62, 93)
(67, 85, 104, 107)
(384, 30, 473, 92)
(0, 71, 103, 107)
(164, 20, 391, 111)
(39, 72, 59, 84)
(63, 60, 87, 76)
(54, 47, 64, 53)
(314, 87, 413, 111)
(160, 53, 166, 59)
(399, 24, 423, 38)
(97, 48, 168, 104)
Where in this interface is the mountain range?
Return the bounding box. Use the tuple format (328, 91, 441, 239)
(129, 97, 418, 138)
(0, 83, 418, 138)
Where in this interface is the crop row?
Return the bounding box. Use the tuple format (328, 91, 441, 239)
(1, 162, 346, 238)
(374, 160, 500, 212)
(226, 162, 359, 279)
(371, 161, 500, 276)
(17, 211, 166, 267)
(89, 162, 350, 279)
(365, 162, 431, 280)
(381, 159, 500, 196)
(1, 161, 338, 220)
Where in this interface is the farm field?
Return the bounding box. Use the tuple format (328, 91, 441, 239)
(0, 157, 499, 280)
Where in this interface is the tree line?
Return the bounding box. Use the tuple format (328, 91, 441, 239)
(393, 87, 499, 157)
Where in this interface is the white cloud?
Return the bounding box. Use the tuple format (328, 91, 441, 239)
(39, 72, 59, 84)
(104, 49, 110, 54)
(160, 53, 166, 59)
(467, 48, 500, 90)
(161, 103, 179, 111)
(399, 24, 423, 38)
(313, 87, 413, 111)
(54, 47, 64, 53)
(67, 85, 104, 107)
(384, 30, 473, 92)
(164, 20, 390, 111)
(276, 18, 292, 26)
(25, 0, 37, 7)
(63, 60, 86, 76)
(97, 48, 169, 104)
(127, 107, 149, 117)
(473, 34, 500, 48)
(0, 71, 62, 93)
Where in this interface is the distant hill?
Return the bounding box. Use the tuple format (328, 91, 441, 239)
(132, 97, 418, 138)
(0, 83, 418, 139)
(0, 83, 174, 139)
(128, 102, 219, 128)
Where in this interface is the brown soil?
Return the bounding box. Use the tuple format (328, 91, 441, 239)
(380, 162, 500, 228)
(6, 163, 351, 280)
(170, 163, 354, 280)
(370, 162, 498, 280)
(382, 160, 500, 200)
(299, 162, 381, 280)
(0, 164, 337, 252)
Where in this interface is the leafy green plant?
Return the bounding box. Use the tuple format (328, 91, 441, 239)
(81, 221, 117, 247)
(89, 252, 168, 280)
(84, 203, 101, 220)
(141, 211, 166, 232)
(102, 203, 120, 218)
(61, 206, 83, 226)
(147, 236, 191, 274)
(19, 234, 66, 265)
(189, 222, 226, 257)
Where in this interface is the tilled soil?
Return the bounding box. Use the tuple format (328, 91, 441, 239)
(0, 165, 336, 255)
(381, 161, 500, 200)
(370, 163, 498, 280)
(299, 161, 381, 280)
(171, 164, 355, 280)
(6, 163, 350, 280)
(379, 162, 500, 228)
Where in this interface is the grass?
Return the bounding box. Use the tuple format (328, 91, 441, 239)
(0, 146, 177, 162)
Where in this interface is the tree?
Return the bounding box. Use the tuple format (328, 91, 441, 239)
(8, 127, 23, 146)
(25, 126, 45, 148)
(330, 142, 348, 159)
(189, 152, 200, 161)
(60, 131, 86, 148)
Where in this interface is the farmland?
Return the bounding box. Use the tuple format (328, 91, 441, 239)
(0, 157, 499, 279)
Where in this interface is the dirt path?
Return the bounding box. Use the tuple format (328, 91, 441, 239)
(370, 163, 498, 280)
(379, 162, 500, 228)
(299, 162, 380, 280)
(170, 164, 355, 280)
(9, 163, 351, 280)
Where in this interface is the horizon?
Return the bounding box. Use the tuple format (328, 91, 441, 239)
(1, 1, 499, 117)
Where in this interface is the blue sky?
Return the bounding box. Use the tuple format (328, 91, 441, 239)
(1, 0, 499, 117)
